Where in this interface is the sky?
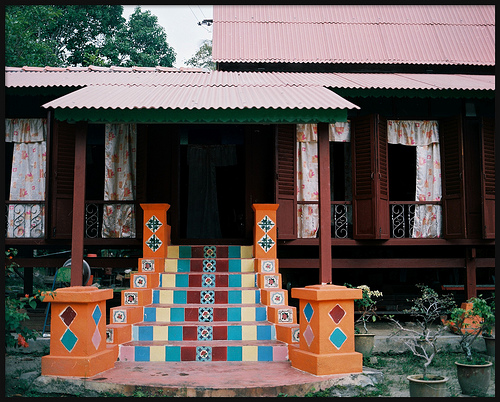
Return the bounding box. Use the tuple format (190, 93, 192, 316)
(122, 5, 213, 68)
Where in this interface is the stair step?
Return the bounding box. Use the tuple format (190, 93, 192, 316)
(143, 304, 268, 322)
(159, 272, 256, 288)
(118, 340, 289, 362)
(152, 288, 260, 305)
(167, 245, 253, 259)
(132, 321, 277, 341)
(164, 258, 255, 273)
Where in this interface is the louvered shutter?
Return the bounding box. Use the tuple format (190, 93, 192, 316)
(481, 117, 495, 239)
(441, 116, 467, 238)
(275, 124, 297, 239)
(50, 120, 75, 238)
(352, 114, 389, 239)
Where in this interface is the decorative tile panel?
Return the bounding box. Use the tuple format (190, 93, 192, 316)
(145, 215, 162, 233)
(113, 309, 126, 323)
(145, 234, 162, 252)
(264, 275, 279, 288)
(292, 327, 300, 343)
(258, 234, 275, 253)
(303, 302, 314, 323)
(329, 327, 347, 350)
(203, 259, 216, 272)
(197, 326, 213, 341)
(203, 246, 216, 258)
(329, 304, 346, 324)
(106, 328, 114, 343)
(141, 259, 155, 272)
(258, 215, 275, 233)
(134, 275, 147, 288)
(202, 274, 215, 288)
(124, 291, 138, 305)
(261, 260, 275, 272)
(277, 308, 293, 323)
(270, 292, 284, 305)
(198, 307, 214, 322)
(200, 290, 215, 304)
(196, 346, 212, 361)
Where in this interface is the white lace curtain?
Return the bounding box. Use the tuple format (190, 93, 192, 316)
(387, 120, 442, 238)
(296, 122, 350, 238)
(5, 118, 47, 238)
(102, 123, 137, 238)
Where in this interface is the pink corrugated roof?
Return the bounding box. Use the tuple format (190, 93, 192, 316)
(212, 5, 495, 65)
(5, 68, 495, 91)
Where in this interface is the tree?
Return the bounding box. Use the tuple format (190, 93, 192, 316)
(103, 7, 176, 67)
(5, 5, 176, 68)
(185, 40, 215, 70)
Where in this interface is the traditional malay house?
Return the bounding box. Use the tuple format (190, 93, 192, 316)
(5, 5, 495, 369)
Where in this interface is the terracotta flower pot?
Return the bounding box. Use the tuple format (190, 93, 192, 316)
(407, 374, 449, 397)
(455, 361, 493, 396)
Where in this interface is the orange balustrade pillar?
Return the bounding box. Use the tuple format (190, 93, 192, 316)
(252, 204, 279, 260)
(140, 203, 170, 258)
(41, 287, 116, 377)
(289, 284, 363, 376)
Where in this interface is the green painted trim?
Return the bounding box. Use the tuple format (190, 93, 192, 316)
(334, 88, 494, 99)
(53, 107, 348, 124)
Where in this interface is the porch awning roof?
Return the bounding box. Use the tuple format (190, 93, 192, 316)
(41, 84, 358, 123)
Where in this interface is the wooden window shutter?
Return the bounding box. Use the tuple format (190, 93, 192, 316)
(275, 124, 297, 239)
(50, 120, 75, 239)
(481, 117, 495, 239)
(351, 114, 389, 239)
(440, 116, 467, 238)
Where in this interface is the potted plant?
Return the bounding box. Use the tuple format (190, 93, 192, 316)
(385, 284, 455, 397)
(447, 295, 494, 396)
(345, 283, 383, 358)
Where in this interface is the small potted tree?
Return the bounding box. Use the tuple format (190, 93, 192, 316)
(345, 283, 383, 358)
(447, 295, 494, 396)
(385, 284, 455, 397)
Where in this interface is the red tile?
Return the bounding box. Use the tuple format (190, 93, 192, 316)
(213, 307, 227, 321)
(189, 275, 201, 287)
(212, 346, 227, 361)
(217, 275, 228, 287)
(184, 307, 199, 321)
(183, 326, 197, 341)
(213, 326, 228, 340)
(214, 290, 228, 304)
(181, 346, 196, 361)
(187, 290, 199, 304)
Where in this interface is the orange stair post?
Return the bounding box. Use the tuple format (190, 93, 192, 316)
(41, 286, 116, 377)
(289, 284, 363, 376)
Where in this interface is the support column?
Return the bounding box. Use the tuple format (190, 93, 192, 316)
(70, 122, 87, 286)
(41, 287, 116, 377)
(140, 203, 170, 259)
(289, 284, 363, 376)
(252, 204, 279, 260)
(317, 122, 332, 284)
(465, 247, 477, 299)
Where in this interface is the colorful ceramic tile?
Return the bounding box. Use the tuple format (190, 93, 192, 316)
(197, 325, 213, 341)
(145, 234, 162, 252)
(138, 326, 153, 341)
(258, 233, 275, 253)
(60, 328, 78, 352)
(303, 302, 314, 322)
(113, 309, 126, 323)
(241, 325, 257, 340)
(258, 215, 275, 233)
(156, 308, 170, 322)
(329, 304, 346, 324)
(330, 327, 347, 350)
(303, 325, 314, 348)
(270, 291, 285, 305)
(202, 274, 215, 288)
(150, 345, 166, 362)
(168, 326, 183, 341)
(165, 346, 181, 361)
(175, 274, 189, 287)
(141, 259, 155, 272)
(173, 290, 187, 304)
(292, 327, 300, 343)
(124, 291, 138, 305)
(227, 325, 242, 340)
(277, 308, 293, 323)
(242, 345, 258, 361)
(92, 305, 102, 325)
(261, 260, 275, 272)
(200, 290, 215, 304)
(203, 246, 216, 258)
(196, 346, 212, 361)
(145, 215, 162, 233)
(258, 345, 273, 361)
(227, 346, 242, 361)
(106, 328, 114, 343)
(91, 327, 101, 349)
(257, 325, 272, 340)
(133, 275, 147, 288)
(134, 346, 150, 362)
(59, 306, 77, 327)
(241, 307, 255, 321)
(153, 326, 168, 341)
(170, 308, 185, 322)
(203, 259, 216, 272)
(264, 275, 280, 288)
(198, 307, 214, 322)
(227, 307, 241, 322)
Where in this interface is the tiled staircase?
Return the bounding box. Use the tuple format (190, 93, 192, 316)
(106, 245, 300, 362)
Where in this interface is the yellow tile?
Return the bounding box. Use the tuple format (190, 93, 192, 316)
(242, 345, 258, 361)
(149, 345, 166, 361)
(155, 308, 170, 322)
(241, 246, 253, 259)
(241, 307, 255, 321)
(161, 274, 175, 287)
(241, 290, 256, 304)
(167, 246, 179, 259)
(241, 325, 257, 340)
(153, 326, 168, 340)
(241, 274, 255, 288)
(159, 290, 173, 304)
(241, 259, 254, 272)
(164, 259, 178, 273)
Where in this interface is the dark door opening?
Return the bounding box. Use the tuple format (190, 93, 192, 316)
(178, 125, 246, 242)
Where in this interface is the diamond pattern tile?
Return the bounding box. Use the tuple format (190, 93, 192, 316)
(60, 306, 77, 327)
(202, 274, 215, 288)
(258, 234, 275, 253)
(303, 302, 314, 322)
(146, 234, 162, 252)
(200, 290, 215, 304)
(60, 328, 78, 352)
(145, 215, 162, 233)
(329, 304, 346, 324)
(197, 326, 213, 341)
(198, 307, 214, 322)
(258, 215, 275, 233)
(329, 327, 347, 350)
(196, 346, 212, 361)
(92, 305, 102, 325)
(303, 325, 314, 348)
(203, 259, 216, 272)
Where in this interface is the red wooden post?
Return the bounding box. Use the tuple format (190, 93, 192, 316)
(71, 122, 87, 286)
(318, 122, 332, 284)
(465, 247, 477, 299)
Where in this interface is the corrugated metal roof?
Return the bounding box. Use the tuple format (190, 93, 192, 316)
(41, 84, 359, 111)
(6, 68, 495, 92)
(212, 5, 495, 65)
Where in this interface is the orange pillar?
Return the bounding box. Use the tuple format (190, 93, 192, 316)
(252, 204, 278, 260)
(41, 287, 116, 377)
(140, 203, 170, 258)
(289, 284, 363, 376)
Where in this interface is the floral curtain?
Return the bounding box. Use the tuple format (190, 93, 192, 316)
(5, 118, 47, 238)
(296, 122, 350, 238)
(387, 120, 442, 238)
(102, 123, 137, 238)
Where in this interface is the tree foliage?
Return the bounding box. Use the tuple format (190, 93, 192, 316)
(5, 5, 176, 67)
(185, 40, 215, 70)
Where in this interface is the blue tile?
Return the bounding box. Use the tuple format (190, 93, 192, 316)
(175, 274, 189, 287)
(257, 325, 272, 340)
(227, 346, 242, 361)
(255, 307, 267, 321)
(228, 246, 240, 258)
(177, 260, 190, 272)
(258, 346, 273, 361)
(170, 307, 185, 322)
(168, 326, 183, 341)
(227, 326, 242, 340)
(165, 345, 181, 361)
(228, 291, 241, 304)
(228, 260, 241, 272)
(254, 290, 260, 303)
(153, 290, 160, 304)
(173, 290, 187, 304)
(143, 307, 156, 322)
(179, 246, 192, 258)
(135, 346, 150, 362)
(227, 307, 241, 321)
(228, 274, 241, 287)
(138, 326, 154, 341)
(132, 326, 138, 340)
